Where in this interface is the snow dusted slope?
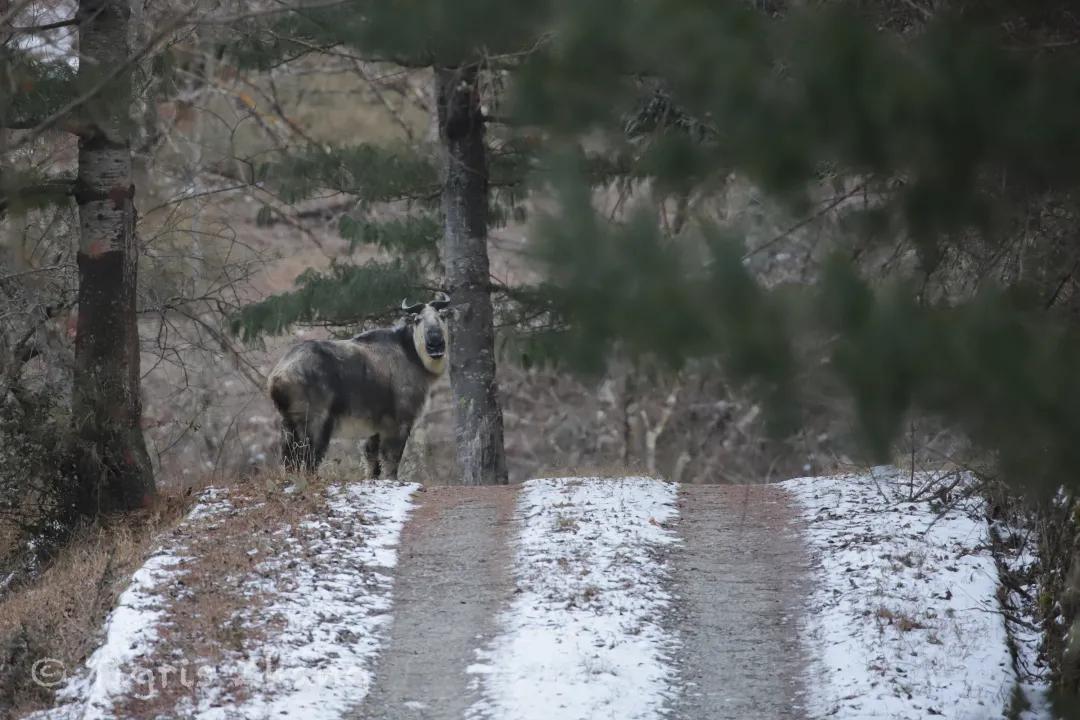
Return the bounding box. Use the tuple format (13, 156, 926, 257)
(187, 481, 416, 718)
(29, 480, 416, 720)
(467, 477, 678, 720)
(782, 469, 1030, 720)
(25, 490, 233, 720)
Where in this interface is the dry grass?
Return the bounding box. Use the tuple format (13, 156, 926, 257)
(0, 488, 194, 717)
(874, 606, 929, 632)
(109, 465, 357, 717)
(555, 515, 580, 532)
(0, 464, 355, 717)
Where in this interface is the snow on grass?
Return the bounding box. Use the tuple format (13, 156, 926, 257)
(782, 468, 1020, 720)
(467, 477, 678, 720)
(989, 515, 1054, 719)
(27, 481, 416, 720)
(26, 488, 233, 720)
(188, 480, 416, 719)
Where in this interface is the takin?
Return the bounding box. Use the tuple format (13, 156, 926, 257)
(267, 293, 451, 476)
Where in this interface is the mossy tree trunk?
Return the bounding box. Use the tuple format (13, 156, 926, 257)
(435, 65, 508, 485)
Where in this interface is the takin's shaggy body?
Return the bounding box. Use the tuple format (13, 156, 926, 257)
(267, 300, 448, 475)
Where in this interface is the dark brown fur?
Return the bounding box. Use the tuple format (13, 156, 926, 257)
(267, 304, 448, 475)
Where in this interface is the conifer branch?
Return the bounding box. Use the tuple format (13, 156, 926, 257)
(0, 177, 74, 217)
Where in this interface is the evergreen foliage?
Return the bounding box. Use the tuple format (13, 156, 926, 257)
(225, 1, 1080, 499)
(338, 214, 441, 259)
(260, 143, 439, 204)
(513, 2, 1080, 238)
(236, 143, 444, 338)
(818, 260, 1080, 500)
(4, 0, 1080, 701)
(229, 0, 548, 69)
(0, 55, 77, 130)
(231, 259, 423, 340)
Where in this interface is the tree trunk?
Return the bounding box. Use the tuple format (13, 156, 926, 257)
(435, 65, 508, 485)
(70, 0, 153, 515)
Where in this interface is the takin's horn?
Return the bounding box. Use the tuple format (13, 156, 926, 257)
(431, 291, 451, 310)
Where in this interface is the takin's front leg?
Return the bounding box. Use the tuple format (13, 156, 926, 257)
(379, 426, 410, 480)
(364, 434, 382, 479)
(307, 412, 334, 471)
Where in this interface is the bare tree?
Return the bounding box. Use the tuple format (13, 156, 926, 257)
(70, 0, 153, 514)
(435, 65, 507, 485)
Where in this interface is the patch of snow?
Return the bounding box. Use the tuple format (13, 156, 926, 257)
(26, 489, 233, 720)
(26, 482, 416, 720)
(65, 554, 186, 718)
(783, 468, 1023, 719)
(467, 477, 678, 720)
(989, 515, 1054, 719)
(182, 487, 232, 522)
(187, 480, 416, 719)
(12, 1, 78, 67)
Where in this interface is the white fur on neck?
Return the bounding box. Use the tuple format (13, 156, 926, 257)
(413, 321, 447, 376)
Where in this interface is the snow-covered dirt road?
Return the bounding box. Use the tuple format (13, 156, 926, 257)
(22, 472, 1048, 720)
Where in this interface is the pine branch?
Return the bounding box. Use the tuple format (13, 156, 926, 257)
(2, 116, 93, 134)
(0, 177, 75, 217)
(0, 56, 81, 133)
(7, 7, 197, 148)
(261, 143, 440, 204)
(230, 260, 424, 339)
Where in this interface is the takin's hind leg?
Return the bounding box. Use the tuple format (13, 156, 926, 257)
(279, 418, 307, 471)
(282, 410, 333, 473)
(302, 412, 335, 472)
(363, 435, 382, 479)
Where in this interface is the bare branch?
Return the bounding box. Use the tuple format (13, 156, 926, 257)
(0, 0, 38, 29)
(11, 17, 78, 32)
(641, 382, 680, 475)
(742, 181, 869, 261)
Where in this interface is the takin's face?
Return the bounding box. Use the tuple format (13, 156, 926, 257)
(408, 302, 450, 375)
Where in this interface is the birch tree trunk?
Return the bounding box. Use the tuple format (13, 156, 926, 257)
(70, 0, 154, 515)
(435, 65, 508, 485)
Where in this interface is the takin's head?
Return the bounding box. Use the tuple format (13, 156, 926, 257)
(401, 292, 452, 375)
